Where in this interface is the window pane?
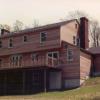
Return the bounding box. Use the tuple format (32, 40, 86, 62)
(67, 49, 73, 61)
(32, 53, 38, 61)
(48, 53, 52, 57)
(40, 32, 46, 42)
(53, 53, 58, 58)
(73, 36, 76, 44)
(9, 39, 13, 47)
(24, 36, 27, 42)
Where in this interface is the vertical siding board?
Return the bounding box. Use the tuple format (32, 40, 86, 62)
(80, 51, 92, 79)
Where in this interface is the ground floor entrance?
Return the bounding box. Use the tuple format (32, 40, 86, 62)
(0, 68, 61, 95)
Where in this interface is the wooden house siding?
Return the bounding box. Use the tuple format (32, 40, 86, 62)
(59, 42, 80, 79)
(94, 55, 100, 74)
(60, 20, 79, 45)
(0, 17, 96, 91)
(0, 49, 61, 70)
(59, 42, 80, 88)
(0, 27, 60, 56)
(80, 51, 92, 79)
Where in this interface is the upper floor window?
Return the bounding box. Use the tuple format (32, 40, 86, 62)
(9, 38, 13, 47)
(73, 36, 80, 47)
(23, 35, 28, 42)
(73, 36, 76, 45)
(76, 38, 80, 47)
(40, 32, 47, 43)
(0, 40, 2, 48)
(67, 49, 73, 62)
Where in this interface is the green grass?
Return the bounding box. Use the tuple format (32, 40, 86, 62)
(0, 77, 100, 100)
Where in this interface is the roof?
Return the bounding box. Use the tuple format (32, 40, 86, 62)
(87, 47, 100, 54)
(0, 19, 78, 38)
(62, 40, 92, 55)
(80, 48, 92, 55)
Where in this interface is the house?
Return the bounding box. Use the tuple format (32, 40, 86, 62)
(88, 47, 100, 76)
(0, 17, 99, 95)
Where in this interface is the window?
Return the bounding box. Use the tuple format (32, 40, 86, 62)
(47, 51, 59, 66)
(67, 49, 73, 61)
(73, 36, 76, 45)
(76, 38, 80, 46)
(48, 52, 59, 59)
(0, 40, 2, 48)
(23, 35, 28, 42)
(31, 53, 38, 61)
(9, 38, 13, 47)
(73, 36, 80, 47)
(40, 32, 47, 43)
(10, 55, 22, 66)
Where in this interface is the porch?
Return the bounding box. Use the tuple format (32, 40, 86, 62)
(0, 51, 61, 70)
(0, 67, 61, 95)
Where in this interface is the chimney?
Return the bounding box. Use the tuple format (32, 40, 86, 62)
(1, 29, 10, 35)
(79, 17, 89, 49)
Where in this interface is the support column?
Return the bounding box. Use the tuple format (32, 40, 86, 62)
(44, 69, 47, 92)
(22, 71, 25, 94)
(4, 72, 7, 94)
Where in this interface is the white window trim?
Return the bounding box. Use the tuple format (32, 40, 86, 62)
(8, 38, 13, 48)
(40, 32, 47, 43)
(73, 36, 80, 46)
(67, 49, 73, 62)
(47, 51, 59, 66)
(10, 54, 22, 67)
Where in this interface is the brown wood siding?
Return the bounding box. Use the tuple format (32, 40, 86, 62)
(94, 55, 100, 73)
(80, 51, 92, 79)
(0, 27, 60, 56)
(59, 42, 80, 79)
(0, 49, 61, 70)
(60, 20, 79, 44)
(0, 52, 46, 70)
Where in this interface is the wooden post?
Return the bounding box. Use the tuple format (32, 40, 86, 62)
(22, 71, 25, 94)
(4, 72, 7, 94)
(44, 69, 47, 92)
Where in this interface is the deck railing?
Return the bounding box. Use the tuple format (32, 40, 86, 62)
(0, 56, 60, 69)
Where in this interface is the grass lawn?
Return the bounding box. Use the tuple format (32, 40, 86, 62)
(0, 77, 100, 100)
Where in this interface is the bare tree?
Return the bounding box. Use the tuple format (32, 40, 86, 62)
(90, 21, 100, 47)
(33, 19, 39, 28)
(13, 20, 24, 31)
(0, 24, 4, 29)
(3, 24, 11, 31)
(66, 10, 89, 21)
(66, 10, 100, 47)
(0, 24, 11, 30)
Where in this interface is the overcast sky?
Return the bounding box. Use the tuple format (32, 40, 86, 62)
(0, 0, 100, 27)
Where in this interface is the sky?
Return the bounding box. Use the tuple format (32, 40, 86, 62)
(0, 0, 100, 27)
